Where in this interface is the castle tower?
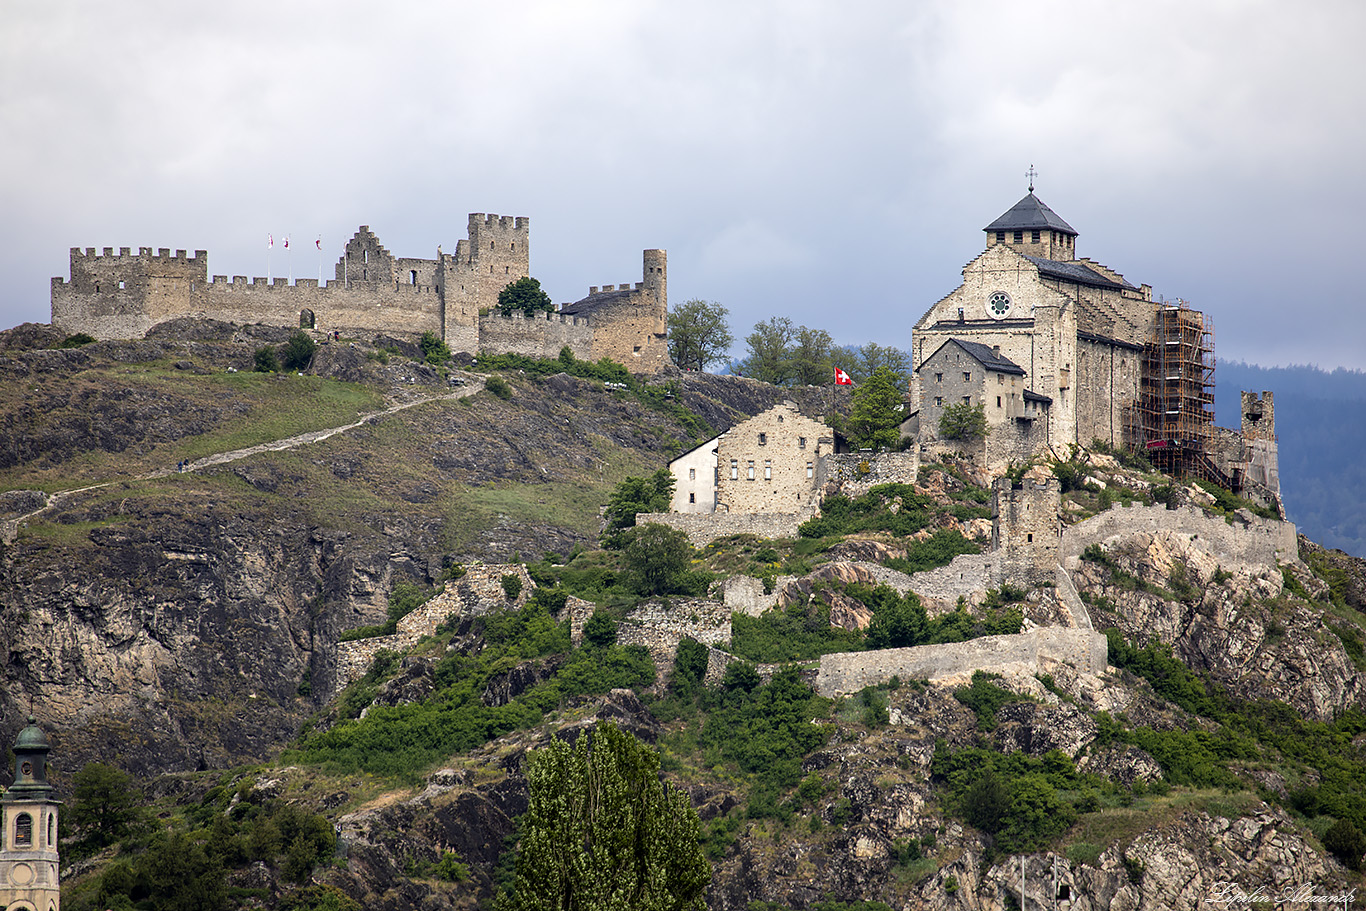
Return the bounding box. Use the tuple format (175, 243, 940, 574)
(992, 477, 1060, 584)
(984, 188, 1078, 261)
(0, 718, 60, 911)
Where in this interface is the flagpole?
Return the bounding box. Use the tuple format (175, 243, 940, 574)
(316, 237, 322, 284)
(267, 233, 272, 283)
(286, 235, 292, 283)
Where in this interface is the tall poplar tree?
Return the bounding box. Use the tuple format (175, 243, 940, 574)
(500, 721, 711, 911)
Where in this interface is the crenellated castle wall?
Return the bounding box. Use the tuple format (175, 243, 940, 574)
(52, 217, 669, 373)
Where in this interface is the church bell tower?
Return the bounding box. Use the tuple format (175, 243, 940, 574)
(0, 717, 60, 911)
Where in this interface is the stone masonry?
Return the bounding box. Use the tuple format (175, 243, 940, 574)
(814, 627, 1109, 697)
(51, 218, 669, 373)
(333, 564, 532, 693)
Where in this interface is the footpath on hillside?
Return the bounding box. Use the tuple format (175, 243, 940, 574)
(1, 380, 485, 544)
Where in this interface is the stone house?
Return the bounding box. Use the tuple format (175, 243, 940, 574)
(714, 402, 841, 514)
(917, 337, 1051, 463)
(667, 435, 721, 513)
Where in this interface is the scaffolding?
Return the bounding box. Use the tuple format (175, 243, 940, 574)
(1135, 301, 1229, 486)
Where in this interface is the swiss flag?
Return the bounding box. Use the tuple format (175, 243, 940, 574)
(834, 368, 853, 386)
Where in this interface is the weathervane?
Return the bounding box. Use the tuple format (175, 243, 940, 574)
(1026, 164, 1037, 193)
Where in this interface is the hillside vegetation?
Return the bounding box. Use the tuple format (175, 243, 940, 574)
(1, 321, 1365, 910)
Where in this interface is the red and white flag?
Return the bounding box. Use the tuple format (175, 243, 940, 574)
(267, 233, 273, 249)
(834, 368, 853, 386)
(283, 236, 290, 249)
(315, 237, 322, 251)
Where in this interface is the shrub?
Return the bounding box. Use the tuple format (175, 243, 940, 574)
(501, 574, 523, 601)
(253, 346, 280, 372)
(419, 331, 451, 365)
(939, 402, 987, 441)
(56, 332, 96, 348)
(280, 331, 318, 370)
(485, 375, 512, 399)
(1323, 818, 1366, 871)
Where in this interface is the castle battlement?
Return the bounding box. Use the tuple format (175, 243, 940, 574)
(52, 216, 668, 374)
(72, 246, 207, 264)
(488, 309, 587, 326)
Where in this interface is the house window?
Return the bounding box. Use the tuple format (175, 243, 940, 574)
(118, 280, 126, 289)
(934, 397, 943, 407)
(996, 230, 1005, 243)
(957, 307, 965, 321)
(410, 270, 418, 285)
(935, 373, 943, 383)
(962, 396, 971, 404)
(747, 461, 755, 480)
(1013, 230, 1023, 243)
(1031, 230, 1040, 243)
(997, 396, 1002, 407)
(47, 813, 54, 847)
(689, 492, 695, 503)
(963, 372, 971, 382)
(799, 436, 807, 448)
(807, 461, 814, 479)
(758, 433, 767, 445)
(998, 374, 1004, 384)
(730, 460, 738, 480)
(689, 468, 696, 480)
(15, 812, 32, 847)
(764, 460, 772, 480)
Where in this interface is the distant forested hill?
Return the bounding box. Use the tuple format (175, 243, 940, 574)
(1216, 361, 1366, 557)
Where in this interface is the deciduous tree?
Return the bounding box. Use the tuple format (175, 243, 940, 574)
(498, 276, 554, 315)
(737, 317, 797, 384)
(940, 401, 989, 441)
(848, 365, 906, 450)
(667, 299, 733, 372)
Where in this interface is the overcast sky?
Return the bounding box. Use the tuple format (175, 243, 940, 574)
(3, 1, 1363, 370)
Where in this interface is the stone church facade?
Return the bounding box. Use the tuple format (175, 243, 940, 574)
(910, 189, 1156, 466)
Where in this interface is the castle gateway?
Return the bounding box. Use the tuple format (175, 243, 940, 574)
(51, 214, 669, 372)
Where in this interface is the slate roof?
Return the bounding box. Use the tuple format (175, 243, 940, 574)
(558, 289, 634, 316)
(1023, 255, 1136, 291)
(984, 192, 1077, 236)
(1023, 389, 1053, 404)
(925, 338, 1027, 376)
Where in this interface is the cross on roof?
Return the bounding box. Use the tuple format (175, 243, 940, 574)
(1026, 164, 1037, 193)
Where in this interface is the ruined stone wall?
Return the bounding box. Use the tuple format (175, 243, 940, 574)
(333, 565, 532, 692)
(52, 247, 210, 339)
(818, 452, 920, 497)
(443, 214, 532, 348)
(635, 511, 811, 548)
(902, 550, 1001, 607)
(1058, 502, 1298, 571)
(814, 627, 1109, 697)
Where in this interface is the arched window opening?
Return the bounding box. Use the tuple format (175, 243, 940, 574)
(410, 270, 418, 285)
(15, 811, 33, 847)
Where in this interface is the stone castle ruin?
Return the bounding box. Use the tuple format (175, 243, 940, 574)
(51, 214, 670, 372)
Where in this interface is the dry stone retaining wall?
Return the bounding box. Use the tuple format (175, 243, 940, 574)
(333, 564, 532, 693)
(814, 627, 1108, 697)
(635, 511, 810, 548)
(1059, 502, 1297, 572)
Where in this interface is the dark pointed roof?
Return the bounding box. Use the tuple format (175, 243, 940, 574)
(985, 193, 1077, 236)
(921, 338, 1026, 376)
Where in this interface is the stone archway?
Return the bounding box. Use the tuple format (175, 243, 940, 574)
(300, 309, 316, 329)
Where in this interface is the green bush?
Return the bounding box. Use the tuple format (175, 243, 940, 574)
(485, 375, 512, 399)
(280, 331, 318, 371)
(253, 346, 280, 372)
(57, 332, 97, 348)
(939, 402, 988, 441)
(419, 331, 451, 365)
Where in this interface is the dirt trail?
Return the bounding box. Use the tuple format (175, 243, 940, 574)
(1, 381, 484, 544)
